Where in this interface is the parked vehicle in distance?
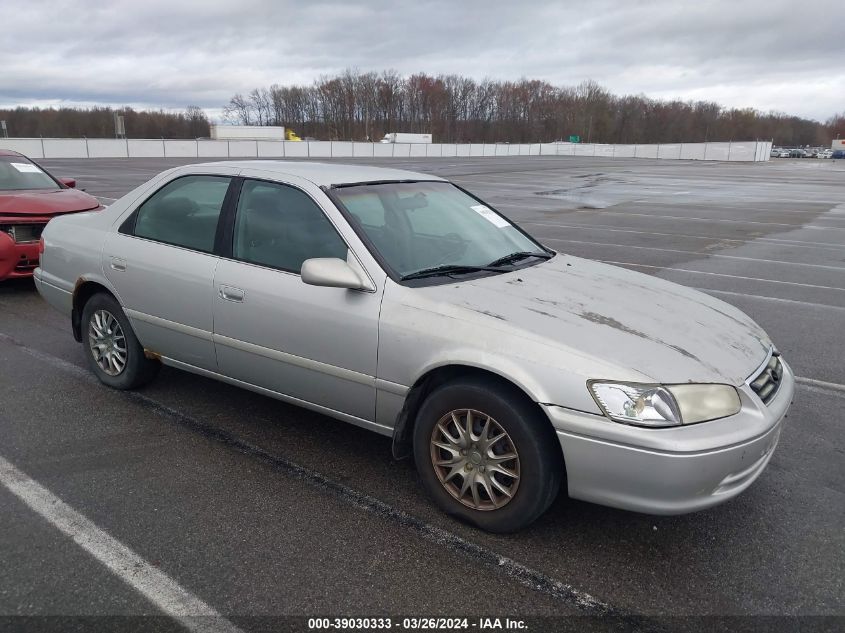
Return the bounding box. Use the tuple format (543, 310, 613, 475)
(818, 149, 833, 159)
(833, 150, 845, 159)
(788, 148, 806, 158)
(770, 148, 781, 158)
(34, 161, 793, 532)
(0, 150, 101, 281)
(380, 132, 432, 144)
(209, 124, 301, 141)
(777, 149, 790, 158)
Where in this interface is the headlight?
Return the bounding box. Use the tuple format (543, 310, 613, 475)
(589, 381, 741, 427)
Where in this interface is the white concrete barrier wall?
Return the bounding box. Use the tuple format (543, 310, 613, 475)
(307, 141, 331, 158)
(0, 138, 44, 157)
(86, 139, 128, 158)
(42, 139, 88, 158)
(0, 138, 771, 162)
(228, 140, 258, 157)
(257, 141, 285, 158)
(283, 141, 309, 158)
(164, 140, 197, 158)
(352, 142, 374, 158)
(327, 142, 352, 158)
(681, 144, 706, 160)
(197, 140, 229, 157)
(127, 139, 165, 158)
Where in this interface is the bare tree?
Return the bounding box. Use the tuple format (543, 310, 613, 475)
(185, 105, 210, 137)
(223, 93, 254, 125)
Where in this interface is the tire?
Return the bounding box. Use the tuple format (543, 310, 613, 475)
(413, 376, 563, 533)
(80, 292, 159, 390)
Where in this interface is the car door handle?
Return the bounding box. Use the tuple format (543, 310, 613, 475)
(110, 258, 127, 272)
(218, 285, 245, 303)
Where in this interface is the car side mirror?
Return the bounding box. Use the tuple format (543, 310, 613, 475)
(301, 258, 365, 290)
(59, 177, 76, 188)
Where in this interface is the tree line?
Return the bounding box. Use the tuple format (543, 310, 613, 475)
(0, 106, 210, 139)
(2, 72, 842, 146)
(225, 71, 842, 146)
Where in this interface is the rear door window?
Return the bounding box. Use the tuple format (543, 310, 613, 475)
(132, 175, 231, 252)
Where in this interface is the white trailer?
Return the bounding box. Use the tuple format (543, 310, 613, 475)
(210, 125, 285, 141)
(379, 132, 432, 144)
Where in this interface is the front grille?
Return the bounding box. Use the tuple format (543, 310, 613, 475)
(749, 351, 784, 404)
(14, 259, 38, 272)
(1, 223, 46, 243)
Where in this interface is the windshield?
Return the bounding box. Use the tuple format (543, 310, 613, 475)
(0, 157, 59, 191)
(334, 181, 548, 279)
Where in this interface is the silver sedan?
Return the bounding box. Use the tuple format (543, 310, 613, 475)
(35, 161, 793, 532)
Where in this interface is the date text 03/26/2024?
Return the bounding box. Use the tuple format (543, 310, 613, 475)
(308, 617, 527, 630)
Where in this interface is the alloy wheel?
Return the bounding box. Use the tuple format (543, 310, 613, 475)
(88, 309, 127, 376)
(429, 408, 521, 511)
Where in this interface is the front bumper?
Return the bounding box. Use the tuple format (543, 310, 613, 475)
(0, 231, 40, 280)
(543, 360, 794, 515)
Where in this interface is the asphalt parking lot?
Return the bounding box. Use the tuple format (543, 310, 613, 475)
(1, 156, 843, 631)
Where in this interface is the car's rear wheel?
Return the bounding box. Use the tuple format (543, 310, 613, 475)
(81, 293, 159, 389)
(413, 376, 562, 533)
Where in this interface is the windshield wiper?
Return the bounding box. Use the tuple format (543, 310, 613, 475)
(485, 251, 552, 267)
(400, 264, 506, 281)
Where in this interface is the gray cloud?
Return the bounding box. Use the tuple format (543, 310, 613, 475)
(2, 0, 842, 121)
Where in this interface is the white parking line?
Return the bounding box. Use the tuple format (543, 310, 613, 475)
(599, 260, 845, 292)
(0, 455, 244, 633)
(544, 237, 845, 271)
(524, 221, 845, 251)
(563, 209, 845, 230)
(795, 376, 845, 395)
(697, 288, 845, 312)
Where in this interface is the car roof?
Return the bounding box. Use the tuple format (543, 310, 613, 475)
(0, 149, 23, 157)
(192, 160, 445, 187)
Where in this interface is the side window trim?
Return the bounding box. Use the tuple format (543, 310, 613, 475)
(226, 177, 353, 276)
(117, 174, 237, 255)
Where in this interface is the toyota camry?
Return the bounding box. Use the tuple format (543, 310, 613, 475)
(34, 161, 793, 532)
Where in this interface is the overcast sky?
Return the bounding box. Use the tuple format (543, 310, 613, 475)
(2, 0, 842, 122)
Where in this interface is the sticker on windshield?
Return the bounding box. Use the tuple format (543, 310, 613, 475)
(471, 204, 510, 228)
(10, 162, 43, 173)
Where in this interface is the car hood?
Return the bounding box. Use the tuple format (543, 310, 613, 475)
(0, 189, 100, 217)
(419, 254, 771, 385)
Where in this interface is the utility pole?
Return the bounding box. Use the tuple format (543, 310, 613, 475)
(0, 120, 7, 138)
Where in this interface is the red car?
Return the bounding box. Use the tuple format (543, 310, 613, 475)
(0, 150, 102, 281)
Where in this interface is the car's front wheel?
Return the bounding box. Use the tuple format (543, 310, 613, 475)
(413, 376, 563, 533)
(81, 292, 159, 389)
